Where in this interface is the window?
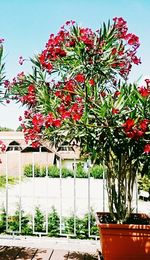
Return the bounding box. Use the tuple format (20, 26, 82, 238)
(6, 141, 22, 151)
(57, 146, 74, 152)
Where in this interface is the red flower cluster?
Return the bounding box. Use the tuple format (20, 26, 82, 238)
(57, 96, 83, 122)
(45, 113, 62, 128)
(123, 118, 149, 140)
(38, 27, 70, 71)
(138, 86, 150, 97)
(112, 17, 141, 78)
(0, 140, 6, 153)
(21, 113, 42, 148)
(74, 73, 85, 83)
(144, 144, 150, 154)
(78, 27, 94, 48)
(113, 17, 140, 47)
(112, 108, 119, 114)
(37, 18, 141, 81)
(20, 84, 36, 104)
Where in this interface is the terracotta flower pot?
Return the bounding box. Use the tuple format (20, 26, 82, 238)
(96, 212, 150, 260)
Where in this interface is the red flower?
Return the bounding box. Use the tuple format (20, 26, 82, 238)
(140, 119, 149, 131)
(126, 33, 139, 46)
(111, 48, 117, 55)
(138, 86, 150, 97)
(66, 40, 75, 47)
(64, 80, 75, 91)
(119, 62, 125, 67)
(70, 103, 79, 112)
(111, 63, 117, 68)
(133, 129, 144, 138)
(0, 140, 6, 152)
(55, 48, 66, 57)
(55, 90, 62, 97)
(131, 55, 141, 65)
(89, 79, 95, 86)
(144, 144, 150, 154)
(61, 111, 71, 119)
(72, 113, 82, 121)
(4, 80, 10, 88)
(63, 94, 72, 103)
(125, 131, 135, 139)
(53, 119, 62, 127)
(145, 79, 150, 84)
(32, 141, 41, 148)
(100, 91, 106, 97)
(123, 118, 135, 131)
(24, 110, 31, 119)
(74, 74, 85, 83)
(145, 79, 150, 87)
(112, 108, 119, 114)
(0, 38, 4, 43)
(114, 91, 121, 97)
(45, 63, 53, 71)
(45, 113, 54, 128)
(19, 56, 25, 65)
(28, 84, 35, 93)
(32, 113, 44, 127)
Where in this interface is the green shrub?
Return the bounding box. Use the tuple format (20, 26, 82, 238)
(48, 165, 59, 178)
(90, 164, 105, 179)
(40, 165, 47, 177)
(34, 207, 46, 232)
(0, 207, 6, 233)
(23, 163, 106, 179)
(24, 164, 46, 177)
(7, 209, 32, 234)
(48, 207, 60, 237)
(138, 175, 150, 192)
(0, 176, 19, 189)
(64, 215, 78, 237)
(64, 210, 98, 239)
(0, 206, 98, 238)
(62, 167, 73, 178)
(76, 162, 87, 178)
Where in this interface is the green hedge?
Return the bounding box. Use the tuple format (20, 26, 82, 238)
(0, 206, 98, 238)
(0, 176, 19, 189)
(138, 175, 150, 192)
(23, 164, 104, 179)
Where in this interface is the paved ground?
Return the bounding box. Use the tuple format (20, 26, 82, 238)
(0, 236, 100, 253)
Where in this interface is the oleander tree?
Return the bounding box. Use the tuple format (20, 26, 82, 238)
(9, 17, 150, 223)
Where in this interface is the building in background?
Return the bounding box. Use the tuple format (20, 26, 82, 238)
(0, 131, 80, 176)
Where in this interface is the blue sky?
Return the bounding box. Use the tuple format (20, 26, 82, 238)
(0, 0, 150, 129)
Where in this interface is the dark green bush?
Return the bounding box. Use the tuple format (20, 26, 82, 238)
(48, 165, 59, 177)
(23, 163, 105, 179)
(48, 207, 60, 237)
(0, 207, 6, 233)
(64, 210, 98, 239)
(90, 164, 105, 179)
(0, 176, 19, 188)
(76, 162, 87, 178)
(7, 209, 32, 234)
(0, 206, 98, 239)
(24, 164, 41, 177)
(62, 167, 74, 178)
(138, 175, 150, 192)
(34, 207, 46, 232)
